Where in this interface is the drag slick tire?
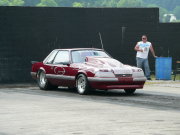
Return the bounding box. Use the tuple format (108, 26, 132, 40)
(76, 74, 90, 95)
(37, 70, 58, 90)
(124, 89, 136, 95)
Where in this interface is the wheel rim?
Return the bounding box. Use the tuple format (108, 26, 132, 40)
(39, 71, 47, 87)
(77, 76, 86, 93)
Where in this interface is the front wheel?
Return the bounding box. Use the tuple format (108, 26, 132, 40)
(124, 89, 136, 95)
(37, 70, 58, 90)
(76, 74, 90, 95)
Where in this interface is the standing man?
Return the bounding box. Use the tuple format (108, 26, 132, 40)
(134, 35, 157, 80)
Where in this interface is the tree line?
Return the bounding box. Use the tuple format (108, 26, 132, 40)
(0, 0, 180, 22)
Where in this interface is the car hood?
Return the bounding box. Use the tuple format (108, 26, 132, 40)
(85, 56, 123, 68)
(82, 57, 141, 74)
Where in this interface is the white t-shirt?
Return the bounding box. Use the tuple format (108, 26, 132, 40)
(136, 41, 151, 59)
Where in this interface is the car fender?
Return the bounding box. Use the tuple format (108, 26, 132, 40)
(35, 67, 46, 79)
(76, 70, 88, 79)
(39, 67, 46, 73)
(76, 70, 95, 80)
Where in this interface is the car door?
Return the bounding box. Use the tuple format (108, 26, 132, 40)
(49, 50, 74, 86)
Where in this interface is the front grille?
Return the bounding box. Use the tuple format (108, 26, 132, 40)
(115, 74, 132, 77)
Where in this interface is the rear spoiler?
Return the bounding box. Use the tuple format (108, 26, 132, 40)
(31, 61, 39, 64)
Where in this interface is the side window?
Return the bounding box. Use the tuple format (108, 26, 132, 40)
(53, 51, 69, 64)
(72, 51, 84, 63)
(44, 50, 58, 64)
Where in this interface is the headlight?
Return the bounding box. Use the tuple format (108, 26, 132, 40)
(132, 71, 144, 77)
(95, 70, 115, 77)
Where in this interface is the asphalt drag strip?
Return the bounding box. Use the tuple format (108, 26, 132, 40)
(0, 86, 180, 112)
(0, 85, 180, 135)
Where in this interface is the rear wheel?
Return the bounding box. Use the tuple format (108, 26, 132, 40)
(76, 74, 90, 95)
(124, 89, 136, 95)
(37, 70, 58, 90)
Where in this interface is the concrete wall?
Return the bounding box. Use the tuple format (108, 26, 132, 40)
(0, 6, 179, 83)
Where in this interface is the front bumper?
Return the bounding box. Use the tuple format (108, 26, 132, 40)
(88, 77, 146, 90)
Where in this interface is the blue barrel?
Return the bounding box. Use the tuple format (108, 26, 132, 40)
(155, 57, 172, 80)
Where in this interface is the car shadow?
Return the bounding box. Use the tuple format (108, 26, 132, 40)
(53, 87, 142, 97)
(89, 89, 142, 97)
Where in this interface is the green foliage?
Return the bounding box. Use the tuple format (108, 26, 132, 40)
(117, 0, 143, 7)
(146, 4, 169, 22)
(9, 0, 24, 6)
(146, 4, 158, 8)
(72, 2, 84, 7)
(98, 0, 120, 7)
(0, 0, 24, 6)
(1, 0, 180, 22)
(174, 20, 180, 23)
(159, 7, 169, 22)
(0, 0, 9, 6)
(36, 0, 58, 7)
(144, 0, 180, 11)
(173, 6, 180, 19)
(23, 0, 40, 6)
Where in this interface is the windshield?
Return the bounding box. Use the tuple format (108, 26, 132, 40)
(71, 50, 110, 63)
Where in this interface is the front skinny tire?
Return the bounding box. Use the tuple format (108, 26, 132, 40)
(76, 74, 90, 95)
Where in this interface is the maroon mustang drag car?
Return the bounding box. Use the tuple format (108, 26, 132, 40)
(31, 48, 146, 95)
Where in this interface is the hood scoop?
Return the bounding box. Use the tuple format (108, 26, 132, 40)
(86, 56, 124, 68)
(86, 56, 133, 74)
